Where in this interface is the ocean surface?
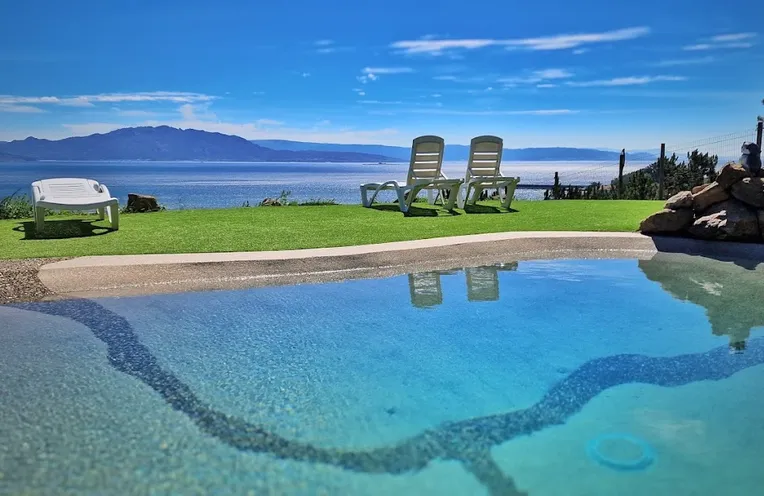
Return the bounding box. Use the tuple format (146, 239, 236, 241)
(1, 160, 651, 209)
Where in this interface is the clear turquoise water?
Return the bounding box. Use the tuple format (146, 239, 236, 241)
(1, 255, 764, 495)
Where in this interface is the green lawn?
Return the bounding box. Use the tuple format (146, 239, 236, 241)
(0, 200, 661, 259)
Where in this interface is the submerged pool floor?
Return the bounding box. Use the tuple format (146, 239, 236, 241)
(1, 254, 764, 495)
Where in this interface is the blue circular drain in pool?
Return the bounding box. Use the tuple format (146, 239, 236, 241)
(587, 433, 655, 471)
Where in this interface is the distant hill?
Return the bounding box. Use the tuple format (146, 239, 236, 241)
(252, 139, 657, 162)
(0, 150, 35, 162)
(0, 126, 397, 163)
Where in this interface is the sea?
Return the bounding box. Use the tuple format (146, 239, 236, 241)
(0, 160, 652, 209)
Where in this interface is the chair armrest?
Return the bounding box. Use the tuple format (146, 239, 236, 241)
(31, 183, 43, 203)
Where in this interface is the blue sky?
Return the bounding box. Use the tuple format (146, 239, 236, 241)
(0, 0, 761, 148)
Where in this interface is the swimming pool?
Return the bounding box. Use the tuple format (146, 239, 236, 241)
(1, 253, 763, 495)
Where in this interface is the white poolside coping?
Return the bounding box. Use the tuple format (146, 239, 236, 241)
(42, 231, 651, 270)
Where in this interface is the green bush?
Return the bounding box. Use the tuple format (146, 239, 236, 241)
(0, 194, 35, 219)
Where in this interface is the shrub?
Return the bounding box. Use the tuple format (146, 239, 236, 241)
(0, 194, 35, 219)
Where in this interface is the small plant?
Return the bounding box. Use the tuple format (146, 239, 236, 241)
(0, 193, 35, 219)
(299, 198, 338, 206)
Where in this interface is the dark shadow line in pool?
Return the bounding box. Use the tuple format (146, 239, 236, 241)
(12, 298, 764, 496)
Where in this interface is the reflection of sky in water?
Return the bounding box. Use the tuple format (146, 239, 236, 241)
(1, 256, 764, 494)
(1, 160, 652, 208)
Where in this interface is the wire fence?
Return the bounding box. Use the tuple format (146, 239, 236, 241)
(552, 122, 762, 189)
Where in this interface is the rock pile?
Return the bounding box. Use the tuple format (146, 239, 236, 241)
(126, 193, 161, 212)
(640, 162, 764, 242)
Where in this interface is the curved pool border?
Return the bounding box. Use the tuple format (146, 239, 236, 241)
(37, 231, 764, 300)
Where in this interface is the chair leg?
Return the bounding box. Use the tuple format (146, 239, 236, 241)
(360, 186, 371, 207)
(108, 201, 120, 230)
(444, 185, 459, 211)
(34, 206, 45, 232)
(502, 181, 518, 209)
(98, 207, 106, 220)
(469, 185, 482, 205)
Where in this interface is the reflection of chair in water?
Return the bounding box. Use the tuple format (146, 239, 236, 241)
(408, 272, 444, 308)
(465, 262, 518, 302)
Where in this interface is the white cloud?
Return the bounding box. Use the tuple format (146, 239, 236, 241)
(358, 100, 404, 105)
(114, 109, 159, 117)
(567, 75, 686, 87)
(683, 33, 756, 51)
(654, 56, 714, 67)
(536, 84, 557, 88)
(412, 108, 576, 116)
(0, 104, 46, 113)
(352, 88, 366, 96)
(0, 91, 215, 108)
(391, 27, 649, 54)
(252, 91, 266, 95)
(711, 33, 756, 42)
(255, 119, 284, 126)
(499, 68, 573, 85)
(301, 72, 311, 78)
(314, 39, 334, 46)
(683, 44, 712, 51)
(433, 75, 485, 83)
(431, 93, 442, 98)
(572, 48, 588, 55)
(362, 66, 414, 74)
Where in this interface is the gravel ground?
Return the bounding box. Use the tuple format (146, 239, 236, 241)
(0, 259, 66, 304)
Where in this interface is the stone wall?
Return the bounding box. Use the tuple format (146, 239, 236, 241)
(640, 162, 764, 242)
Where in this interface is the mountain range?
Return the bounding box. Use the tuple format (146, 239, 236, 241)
(0, 126, 658, 162)
(0, 126, 395, 163)
(252, 139, 659, 162)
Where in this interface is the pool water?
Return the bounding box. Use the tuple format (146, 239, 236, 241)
(1, 254, 764, 495)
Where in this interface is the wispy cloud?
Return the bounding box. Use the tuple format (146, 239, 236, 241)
(358, 100, 404, 105)
(113, 109, 159, 117)
(683, 33, 756, 50)
(0, 104, 46, 113)
(572, 48, 588, 55)
(412, 108, 577, 116)
(536, 84, 557, 88)
(499, 68, 574, 85)
(362, 67, 414, 74)
(0, 91, 215, 108)
(301, 72, 311, 78)
(654, 56, 714, 67)
(391, 27, 649, 54)
(357, 66, 413, 84)
(255, 119, 284, 126)
(433, 75, 485, 83)
(314, 40, 334, 46)
(567, 75, 686, 87)
(711, 33, 756, 42)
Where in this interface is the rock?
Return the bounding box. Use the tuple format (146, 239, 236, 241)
(715, 162, 750, 189)
(730, 177, 764, 208)
(664, 191, 693, 210)
(126, 193, 160, 212)
(691, 184, 708, 195)
(259, 198, 282, 206)
(760, 210, 764, 239)
(688, 199, 760, 241)
(639, 208, 694, 234)
(692, 182, 730, 212)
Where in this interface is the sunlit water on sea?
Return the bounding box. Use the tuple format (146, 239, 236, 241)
(0, 160, 651, 209)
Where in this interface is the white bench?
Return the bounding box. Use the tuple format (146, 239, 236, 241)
(31, 178, 119, 232)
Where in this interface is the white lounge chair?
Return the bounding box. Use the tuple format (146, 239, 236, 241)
(457, 135, 520, 209)
(31, 178, 119, 232)
(360, 135, 462, 213)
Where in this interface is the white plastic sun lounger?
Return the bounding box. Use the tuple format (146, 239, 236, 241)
(31, 178, 120, 232)
(360, 135, 463, 213)
(457, 135, 520, 209)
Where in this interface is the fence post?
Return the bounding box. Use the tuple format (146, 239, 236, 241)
(658, 143, 665, 200)
(618, 149, 625, 199)
(757, 120, 763, 148)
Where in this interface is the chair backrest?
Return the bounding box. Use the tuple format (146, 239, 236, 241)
(406, 135, 445, 184)
(466, 135, 503, 181)
(465, 266, 499, 302)
(408, 272, 443, 308)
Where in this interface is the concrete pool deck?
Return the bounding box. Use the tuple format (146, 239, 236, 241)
(31, 231, 764, 300)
